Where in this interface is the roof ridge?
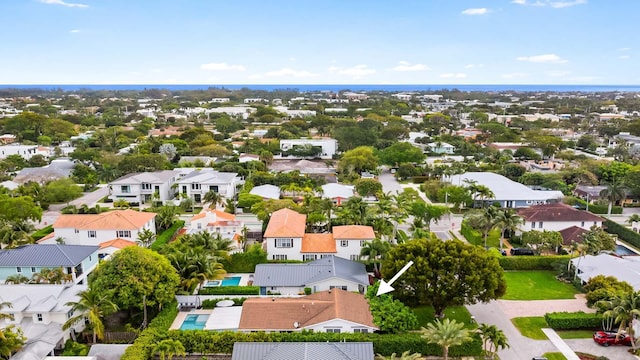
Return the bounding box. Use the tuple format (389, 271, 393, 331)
(54, 244, 75, 265)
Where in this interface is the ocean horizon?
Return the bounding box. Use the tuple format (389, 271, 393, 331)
(1, 84, 640, 93)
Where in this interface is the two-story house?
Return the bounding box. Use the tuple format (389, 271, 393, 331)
(176, 170, 243, 203)
(47, 209, 157, 247)
(517, 203, 604, 233)
(109, 170, 180, 205)
(264, 209, 375, 261)
(187, 208, 244, 251)
(0, 244, 99, 285)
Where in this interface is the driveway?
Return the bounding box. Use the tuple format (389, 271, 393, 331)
(69, 185, 109, 207)
(378, 170, 404, 195)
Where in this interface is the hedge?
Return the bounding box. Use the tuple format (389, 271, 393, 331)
(198, 286, 260, 295)
(150, 220, 185, 251)
(31, 225, 54, 241)
(565, 197, 622, 215)
(201, 297, 247, 308)
(604, 219, 640, 249)
(498, 255, 570, 270)
(544, 311, 602, 330)
(121, 301, 178, 360)
(166, 330, 483, 357)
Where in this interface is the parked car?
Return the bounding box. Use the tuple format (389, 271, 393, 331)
(510, 247, 535, 256)
(593, 331, 632, 346)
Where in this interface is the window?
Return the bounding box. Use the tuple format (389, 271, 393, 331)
(350, 255, 360, 261)
(31, 267, 36, 273)
(275, 238, 293, 248)
(16, 267, 21, 273)
(182, 186, 187, 193)
(340, 240, 348, 247)
(539, 222, 544, 228)
(272, 254, 287, 260)
(36, 314, 43, 322)
(67, 310, 74, 319)
(191, 183, 201, 190)
(303, 254, 317, 261)
(330, 286, 348, 291)
(121, 185, 130, 193)
(116, 230, 132, 238)
(581, 221, 585, 227)
(209, 185, 219, 192)
(88, 231, 97, 238)
(593, 222, 597, 226)
(531, 222, 535, 229)
(320, 254, 332, 258)
(325, 328, 341, 333)
(360, 240, 365, 247)
(75, 229, 79, 234)
(89, 256, 92, 261)
(197, 223, 202, 230)
(141, 183, 152, 190)
(353, 328, 368, 333)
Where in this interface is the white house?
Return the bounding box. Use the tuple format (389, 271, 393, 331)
(517, 203, 603, 233)
(427, 142, 455, 154)
(47, 209, 157, 246)
(1, 284, 89, 360)
(264, 209, 375, 261)
(176, 170, 243, 203)
(321, 183, 354, 206)
(279, 138, 337, 160)
(109, 170, 180, 204)
(0, 144, 39, 160)
(253, 256, 369, 296)
(187, 208, 244, 251)
(238, 289, 377, 333)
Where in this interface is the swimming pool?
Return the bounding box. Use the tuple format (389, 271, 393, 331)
(204, 276, 242, 287)
(179, 314, 209, 330)
(615, 244, 637, 256)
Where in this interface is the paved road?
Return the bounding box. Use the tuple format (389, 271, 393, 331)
(378, 170, 404, 195)
(70, 185, 109, 207)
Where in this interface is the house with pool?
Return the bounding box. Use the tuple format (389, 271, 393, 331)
(253, 255, 370, 295)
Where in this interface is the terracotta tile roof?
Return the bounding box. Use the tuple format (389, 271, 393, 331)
(517, 203, 603, 223)
(238, 289, 377, 331)
(264, 208, 306, 238)
(332, 225, 375, 240)
(99, 238, 137, 249)
(53, 209, 157, 230)
(36, 232, 55, 243)
(559, 226, 589, 246)
(301, 234, 336, 253)
(192, 208, 236, 221)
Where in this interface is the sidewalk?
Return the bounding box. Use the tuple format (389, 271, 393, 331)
(542, 328, 580, 360)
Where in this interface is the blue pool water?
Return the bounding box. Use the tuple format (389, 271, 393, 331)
(180, 314, 209, 330)
(615, 244, 637, 256)
(204, 276, 242, 287)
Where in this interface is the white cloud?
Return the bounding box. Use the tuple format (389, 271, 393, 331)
(568, 75, 600, 82)
(516, 54, 568, 63)
(40, 0, 88, 8)
(248, 74, 264, 80)
(501, 72, 528, 79)
(461, 8, 489, 15)
(69, 29, 81, 33)
(512, 0, 586, 7)
(329, 64, 376, 78)
(619, 47, 631, 51)
(200, 62, 246, 71)
(440, 73, 467, 79)
(619, 55, 631, 60)
(392, 61, 429, 72)
(464, 63, 484, 69)
(547, 70, 571, 77)
(263, 68, 318, 78)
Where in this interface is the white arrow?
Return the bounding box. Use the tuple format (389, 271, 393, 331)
(376, 260, 414, 296)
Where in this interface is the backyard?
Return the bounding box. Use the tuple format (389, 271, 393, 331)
(503, 271, 580, 300)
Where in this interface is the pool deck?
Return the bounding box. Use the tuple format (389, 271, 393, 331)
(202, 273, 253, 288)
(170, 307, 242, 331)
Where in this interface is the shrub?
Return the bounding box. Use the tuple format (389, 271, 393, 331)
(220, 244, 267, 273)
(31, 225, 54, 241)
(201, 297, 246, 309)
(198, 286, 259, 295)
(498, 255, 570, 270)
(604, 219, 640, 249)
(565, 197, 622, 215)
(544, 311, 602, 330)
(304, 287, 312, 295)
(61, 340, 89, 356)
(150, 220, 185, 251)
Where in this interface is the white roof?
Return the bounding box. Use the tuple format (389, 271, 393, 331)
(250, 184, 281, 200)
(0, 284, 87, 314)
(447, 172, 564, 202)
(571, 254, 640, 290)
(205, 307, 242, 330)
(321, 183, 354, 199)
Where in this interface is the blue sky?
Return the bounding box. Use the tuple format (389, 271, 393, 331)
(1, 0, 638, 85)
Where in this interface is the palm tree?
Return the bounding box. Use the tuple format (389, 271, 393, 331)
(599, 181, 626, 217)
(420, 318, 472, 360)
(464, 207, 500, 249)
(0, 220, 35, 249)
(153, 339, 186, 360)
(0, 302, 14, 323)
(488, 329, 510, 358)
(113, 199, 129, 209)
(4, 275, 29, 284)
(597, 291, 640, 351)
(155, 205, 179, 232)
(203, 190, 223, 208)
(360, 238, 391, 274)
(375, 351, 422, 360)
(136, 228, 156, 248)
(63, 288, 119, 344)
(628, 214, 640, 227)
(476, 323, 509, 359)
(494, 209, 523, 250)
(476, 323, 495, 357)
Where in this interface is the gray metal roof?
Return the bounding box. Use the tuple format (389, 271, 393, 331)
(0, 244, 99, 267)
(88, 344, 132, 360)
(253, 255, 369, 287)
(232, 342, 374, 360)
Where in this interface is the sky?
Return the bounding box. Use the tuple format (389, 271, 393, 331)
(1, 0, 638, 85)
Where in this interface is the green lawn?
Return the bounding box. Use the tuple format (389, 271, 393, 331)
(557, 329, 593, 339)
(503, 271, 580, 300)
(412, 306, 475, 329)
(462, 225, 501, 248)
(511, 316, 548, 339)
(542, 352, 568, 360)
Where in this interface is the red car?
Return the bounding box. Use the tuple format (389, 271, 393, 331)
(593, 331, 632, 346)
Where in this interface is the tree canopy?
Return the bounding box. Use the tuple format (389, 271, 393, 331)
(381, 237, 506, 316)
